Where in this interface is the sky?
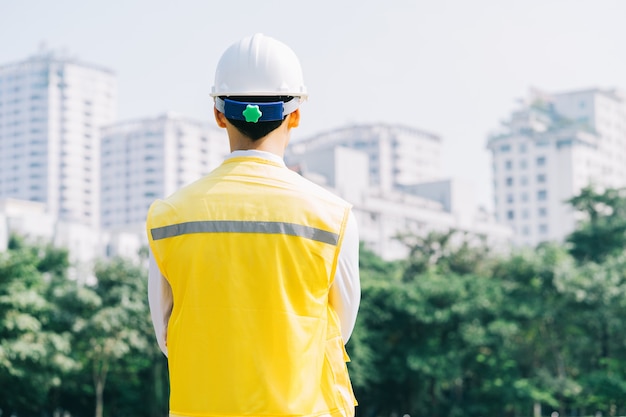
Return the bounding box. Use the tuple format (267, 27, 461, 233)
(1, 0, 625, 209)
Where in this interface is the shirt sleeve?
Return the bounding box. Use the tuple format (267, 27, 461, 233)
(329, 210, 361, 344)
(148, 250, 172, 357)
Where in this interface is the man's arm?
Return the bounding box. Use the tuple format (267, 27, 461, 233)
(329, 211, 361, 343)
(148, 250, 172, 357)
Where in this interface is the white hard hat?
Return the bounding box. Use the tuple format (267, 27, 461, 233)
(211, 33, 308, 100)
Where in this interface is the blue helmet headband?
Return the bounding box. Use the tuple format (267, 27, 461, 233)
(215, 97, 300, 123)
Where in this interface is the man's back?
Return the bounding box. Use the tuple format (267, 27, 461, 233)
(147, 155, 356, 416)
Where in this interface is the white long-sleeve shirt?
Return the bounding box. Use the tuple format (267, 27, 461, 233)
(148, 150, 361, 357)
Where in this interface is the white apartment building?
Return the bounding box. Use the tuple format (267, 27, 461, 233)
(100, 113, 229, 230)
(1, 113, 229, 263)
(288, 124, 443, 192)
(288, 127, 511, 260)
(355, 181, 511, 260)
(487, 88, 626, 247)
(0, 47, 117, 228)
(0, 50, 234, 263)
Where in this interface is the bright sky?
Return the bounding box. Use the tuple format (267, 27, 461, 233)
(2, 0, 625, 209)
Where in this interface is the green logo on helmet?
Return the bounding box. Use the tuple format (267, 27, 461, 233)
(242, 105, 263, 123)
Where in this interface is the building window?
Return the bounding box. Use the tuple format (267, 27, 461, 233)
(507, 194, 514, 203)
(520, 176, 528, 186)
(505, 160, 513, 170)
(519, 159, 527, 169)
(537, 174, 546, 183)
(507, 210, 515, 220)
(522, 209, 529, 219)
(521, 192, 529, 202)
(519, 143, 527, 153)
(500, 144, 511, 152)
(506, 177, 513, 186)
(537, 190, 547, 201)
(538, 207, 548, 217)
(536, 156, 546, 166)
(539, 224, 548, 234)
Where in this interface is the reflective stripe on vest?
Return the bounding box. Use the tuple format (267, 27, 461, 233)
(150, 220, 339, 245)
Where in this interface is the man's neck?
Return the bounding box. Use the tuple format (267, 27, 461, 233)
(226, 149, 286, 166)
(227, 126, 290, 158)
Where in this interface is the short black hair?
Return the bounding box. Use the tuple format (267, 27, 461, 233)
(222, 96, 295, 141)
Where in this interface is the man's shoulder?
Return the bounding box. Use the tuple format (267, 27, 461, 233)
(286, 170, 352, 209)
(147, 176, 208, 223)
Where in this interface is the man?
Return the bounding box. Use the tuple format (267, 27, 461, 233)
(147, 33, 360, 417)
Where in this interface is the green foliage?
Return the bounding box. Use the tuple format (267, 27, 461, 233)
(351, 232, 626, 417)
(5, 183, 626, 417)
(352, 240, 510, 416)
(0, 241, 168, 417)
(0, 244, 76, 416)
(71, 257, 166, 417)
(396, 230, 493, 278)
(567, 186, 626, 263)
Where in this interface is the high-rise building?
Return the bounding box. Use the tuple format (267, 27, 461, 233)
(0, 47, 117, 228)
(288, 124, 511, 260)
(0, 49, 233, 262)
(287, 124, 443, 192)
(100, 113, 229, 229)
(487, 88, 626, 246)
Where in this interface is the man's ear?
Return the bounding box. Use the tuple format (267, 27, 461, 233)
(214, 106, 227, 128)
(287, 108, 300, 129)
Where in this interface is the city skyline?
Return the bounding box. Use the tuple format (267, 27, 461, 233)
(2, 0, 626, 210)
(0, 50, 511, 262)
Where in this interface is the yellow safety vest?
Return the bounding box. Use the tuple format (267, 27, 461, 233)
(147, 156, 357, 417)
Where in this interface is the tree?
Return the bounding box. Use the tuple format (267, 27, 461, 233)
(567, 186, 626, 263)
(0, 240, 77, 416)
(490, 244, 582, 415)
(350, 237, 508, 417)
(0, 238, 167, 417)
(554, 254, 626, 414)
(72, 257, 159, 417)
(396, 230, 494, 278)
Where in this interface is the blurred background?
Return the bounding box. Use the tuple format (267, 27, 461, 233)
(3, 0, 625, 207)
(2, 1, 626, 416)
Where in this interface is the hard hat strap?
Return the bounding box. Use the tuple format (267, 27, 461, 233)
(215, 98, 300, 123)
